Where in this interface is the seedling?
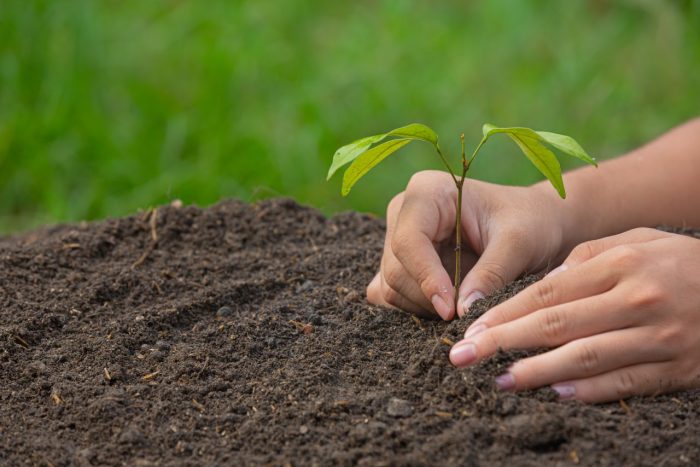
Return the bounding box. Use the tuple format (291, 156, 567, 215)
(327, 123, 597, 311)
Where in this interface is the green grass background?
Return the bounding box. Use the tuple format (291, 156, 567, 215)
(1, 0, 699, 234)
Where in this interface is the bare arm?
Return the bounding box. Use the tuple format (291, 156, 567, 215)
(539, 118, 700, 252)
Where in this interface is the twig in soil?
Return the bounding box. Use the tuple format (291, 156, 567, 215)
(196, 356, 209, 379)
(192, 398, 205, 413)
(410, 315, 425, 330)
(152, 281, 162, 294)
(619, 399, 631, 414)
(150, 207, 158, 242)
(569, 449, 580, 464)
(50, 391, 63, 405)
(434, 410, 453, 419)
(440, 337, 455, 346)
(61, 243, 81, 250)
(131, 208, 159, 269)
(131, 245, 154, 269)
(143, 371, 159, 380)
(103, 367, 112, 382)
(13, 335, 29, 348)
(289, 320, 314, 334)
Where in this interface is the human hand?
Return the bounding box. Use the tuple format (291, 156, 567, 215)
(450, 227, 700, 403)
(366, 170, 568, 320)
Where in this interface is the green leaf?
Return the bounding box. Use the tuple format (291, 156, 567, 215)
(482, 124, 566, 198)
(327, 123, 437, 180)
(387, 123, 438, 145)
(341, 138, 413, 196)
(535, 131, 597, 167)
(326, 133, 386, 181)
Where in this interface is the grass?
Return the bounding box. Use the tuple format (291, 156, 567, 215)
(1, 0, 699, 234)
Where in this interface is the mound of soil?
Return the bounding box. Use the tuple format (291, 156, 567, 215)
(1, 198, 699, 466)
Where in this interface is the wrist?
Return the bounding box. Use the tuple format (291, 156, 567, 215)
(528, 179, 589, 261)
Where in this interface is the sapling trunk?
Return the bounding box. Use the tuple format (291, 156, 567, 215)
(453, 134, 468, 310)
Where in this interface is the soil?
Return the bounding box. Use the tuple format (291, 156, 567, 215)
(1, 198, 699, 466)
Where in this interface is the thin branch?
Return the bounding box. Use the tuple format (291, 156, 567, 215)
(435, 144, 458, 184)
(467, 135, 488, 167)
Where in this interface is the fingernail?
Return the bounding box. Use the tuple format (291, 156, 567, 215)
(551, 384, 576, 399)
(462, 291, 485, 315)
(431, 294, 451, 320)
(464, 323, 487, 339)
(545, 264, 568, 279)
(449, 341, 477, 366)
(495, 372, 515, 391)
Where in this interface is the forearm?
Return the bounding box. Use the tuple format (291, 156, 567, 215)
(535, 118, 700, 252)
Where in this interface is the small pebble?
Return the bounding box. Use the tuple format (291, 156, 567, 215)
(156, 340, 171, 351)
(28, 361, 47, 374)
(295, 280, 315, 294)
(299, 425, 309, 434)
(386, 398, 413, 418)
(309, 313, 323, 325)
(343, 290, 361, 303)
(149, 350, 166, 361)
(216, 306, 233, 318)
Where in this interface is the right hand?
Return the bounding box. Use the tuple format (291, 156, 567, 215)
(366, 170, 570, 320)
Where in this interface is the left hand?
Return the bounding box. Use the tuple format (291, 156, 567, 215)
(449, 227, 700, 403)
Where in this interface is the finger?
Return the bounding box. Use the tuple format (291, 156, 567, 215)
(366, 272, 432, 318)
(380, 249, 434, 311)
(456, 228, 531, 318)
(550, 362, 675, 403)
(562, 227, 670, 268)
(392, 183, 456, 320)
(500, 328, 673, 392)
(464, 251, 619, 335)
(381, 192, 434, 312)
(464, 289, 636, 349)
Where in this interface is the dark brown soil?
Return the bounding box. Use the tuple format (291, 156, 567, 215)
(1, 198, 699, 466)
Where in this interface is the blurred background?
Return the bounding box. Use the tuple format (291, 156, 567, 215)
(1, 0, 699, 234)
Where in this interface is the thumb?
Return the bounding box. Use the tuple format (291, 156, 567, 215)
(456, 232, 531, 317)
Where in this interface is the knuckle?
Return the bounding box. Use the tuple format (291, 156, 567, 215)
(505, 226, 529, 250)
(609, 245, 642, 269)
(537, 308, 568, 342)
(406, 170, 446, 190)
(570, 240, 597, 262)
(415, 265, 434, 294)
(615, 370, 637, 396)
(387, 192, 405, 217)
(381, 284, 401, 307)
(627, 282, 667, 309)
(476, 261, 509, 291)
(390, 230, 411, 257)
(655, 324, 684, 349)
(533, 280, 557, 309)
(382, 263, 404, 290)
(631, 227, 658, 238)
(576, 344, 601, 374)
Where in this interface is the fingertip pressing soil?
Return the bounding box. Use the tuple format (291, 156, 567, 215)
(1, 198, 699, 466)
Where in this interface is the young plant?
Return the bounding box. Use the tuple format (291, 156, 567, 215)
(327, 123, 597, 310)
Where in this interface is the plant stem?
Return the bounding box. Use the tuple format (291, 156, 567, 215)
(454, 177, 463, 307)
(454, 134, 468, 310)
(435, 144, 459, 185)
